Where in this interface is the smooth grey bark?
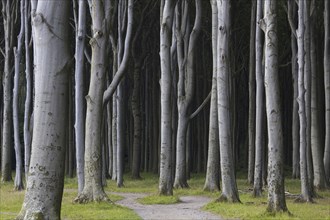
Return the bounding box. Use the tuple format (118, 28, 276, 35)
(310, 4, 328, 190)
(74, 0, 86, 193)
(112, 90, 118, 181)
(203, 0, 220, 192)
(248, 0, 256, 185)
(1, 0, 14, 182)
(261, 0, 288, 212)
(324, 0, 330, 184)
(303, 0, 315, 198)
(24, 0, 32, 180)
(288, 0, 300, 179)
(159, 0, 177, 196)
(17, 1, 70, 218)
(216, 0, 240, 203)
(174, 0, 202, 189)
(116, 0, 125, 188)
(253, 0, 265, 197)
(297, 0, 313, 202)
(13, 0, 25, 191)
(74, 0, 110, 203)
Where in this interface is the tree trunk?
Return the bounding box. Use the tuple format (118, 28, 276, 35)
(253, 0, 265, 197)
(131, 62, 142, 179)
(116, 81, 124, 187)
(216, 0, 240, 203)
(17, 1, 70, 218)
(303, 0, 315, 198)
(204, 0, 220, 192)
(297, 0, 313, 202)
(310, 4, 328, 190)
(1, 0, 14, 183)
(324, 0, 330, 184)
(248, 0, 256, 185)
(74, 0, 86, 193)
(159, 0, 177, 196)
(288, 0, 300, 179)
(13, 0, 25, 191)
(74, 0, 110, 203)
(24, 0, 33, 180)
(173, 0, 202, 189)
(261, 0, 288, 212)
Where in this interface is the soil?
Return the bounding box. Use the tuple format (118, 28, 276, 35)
(113, 192, 222, 220)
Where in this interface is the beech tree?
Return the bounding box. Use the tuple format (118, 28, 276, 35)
(324, 0, 330, 183)
(17, 1, 71, 218)
(260, 0, 288, 212)
(75, 0, 111, 203)
(173, 0, 202, 189)
(204, 0, 220, 192)
(73, 0, 87, 193)
(216, 0, 240, 203)
(1, 0, 14, 183)
(159, 0, 177, 196)
(253, 0, 265, 197)
(12, 0, 25, 190)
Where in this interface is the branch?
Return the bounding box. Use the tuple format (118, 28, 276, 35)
(103, 0, 134, 105)
(84, 48, 91, 64)
(189, 91, 211, 120)
(287, 0, 297, 39)
(0, 47, 5, 57)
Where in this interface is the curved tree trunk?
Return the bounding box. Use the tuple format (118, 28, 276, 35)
(253, 0, 265, 197)
(17, 1, 70, 218)
(74, 0, 86, 193)
(261, 0, 288, 212)
(216, 0, 240, 203)
(174, 0, 202, 189)
(204, 0, 220, 192)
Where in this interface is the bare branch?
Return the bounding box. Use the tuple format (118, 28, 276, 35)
(189, 91, 211, 120)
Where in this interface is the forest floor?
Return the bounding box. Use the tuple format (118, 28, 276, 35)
(113, 192, 222, 220)
(1, 172, 330, 219)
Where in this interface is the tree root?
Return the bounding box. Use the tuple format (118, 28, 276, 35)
(74, 192, 111, 204)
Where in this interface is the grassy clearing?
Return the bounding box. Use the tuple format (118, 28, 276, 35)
(1, 172, 330, 219)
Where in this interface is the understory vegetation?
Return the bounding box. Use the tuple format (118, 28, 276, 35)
(1, 172, 329, 220)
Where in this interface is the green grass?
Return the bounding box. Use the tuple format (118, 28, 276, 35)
(204, 178, 330, 220)
(0, 178, 140, 220)
(1, 172, 330, 220)
(138, 194, 180, 204)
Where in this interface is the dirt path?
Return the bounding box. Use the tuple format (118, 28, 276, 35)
(113, 192, 221, 220)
